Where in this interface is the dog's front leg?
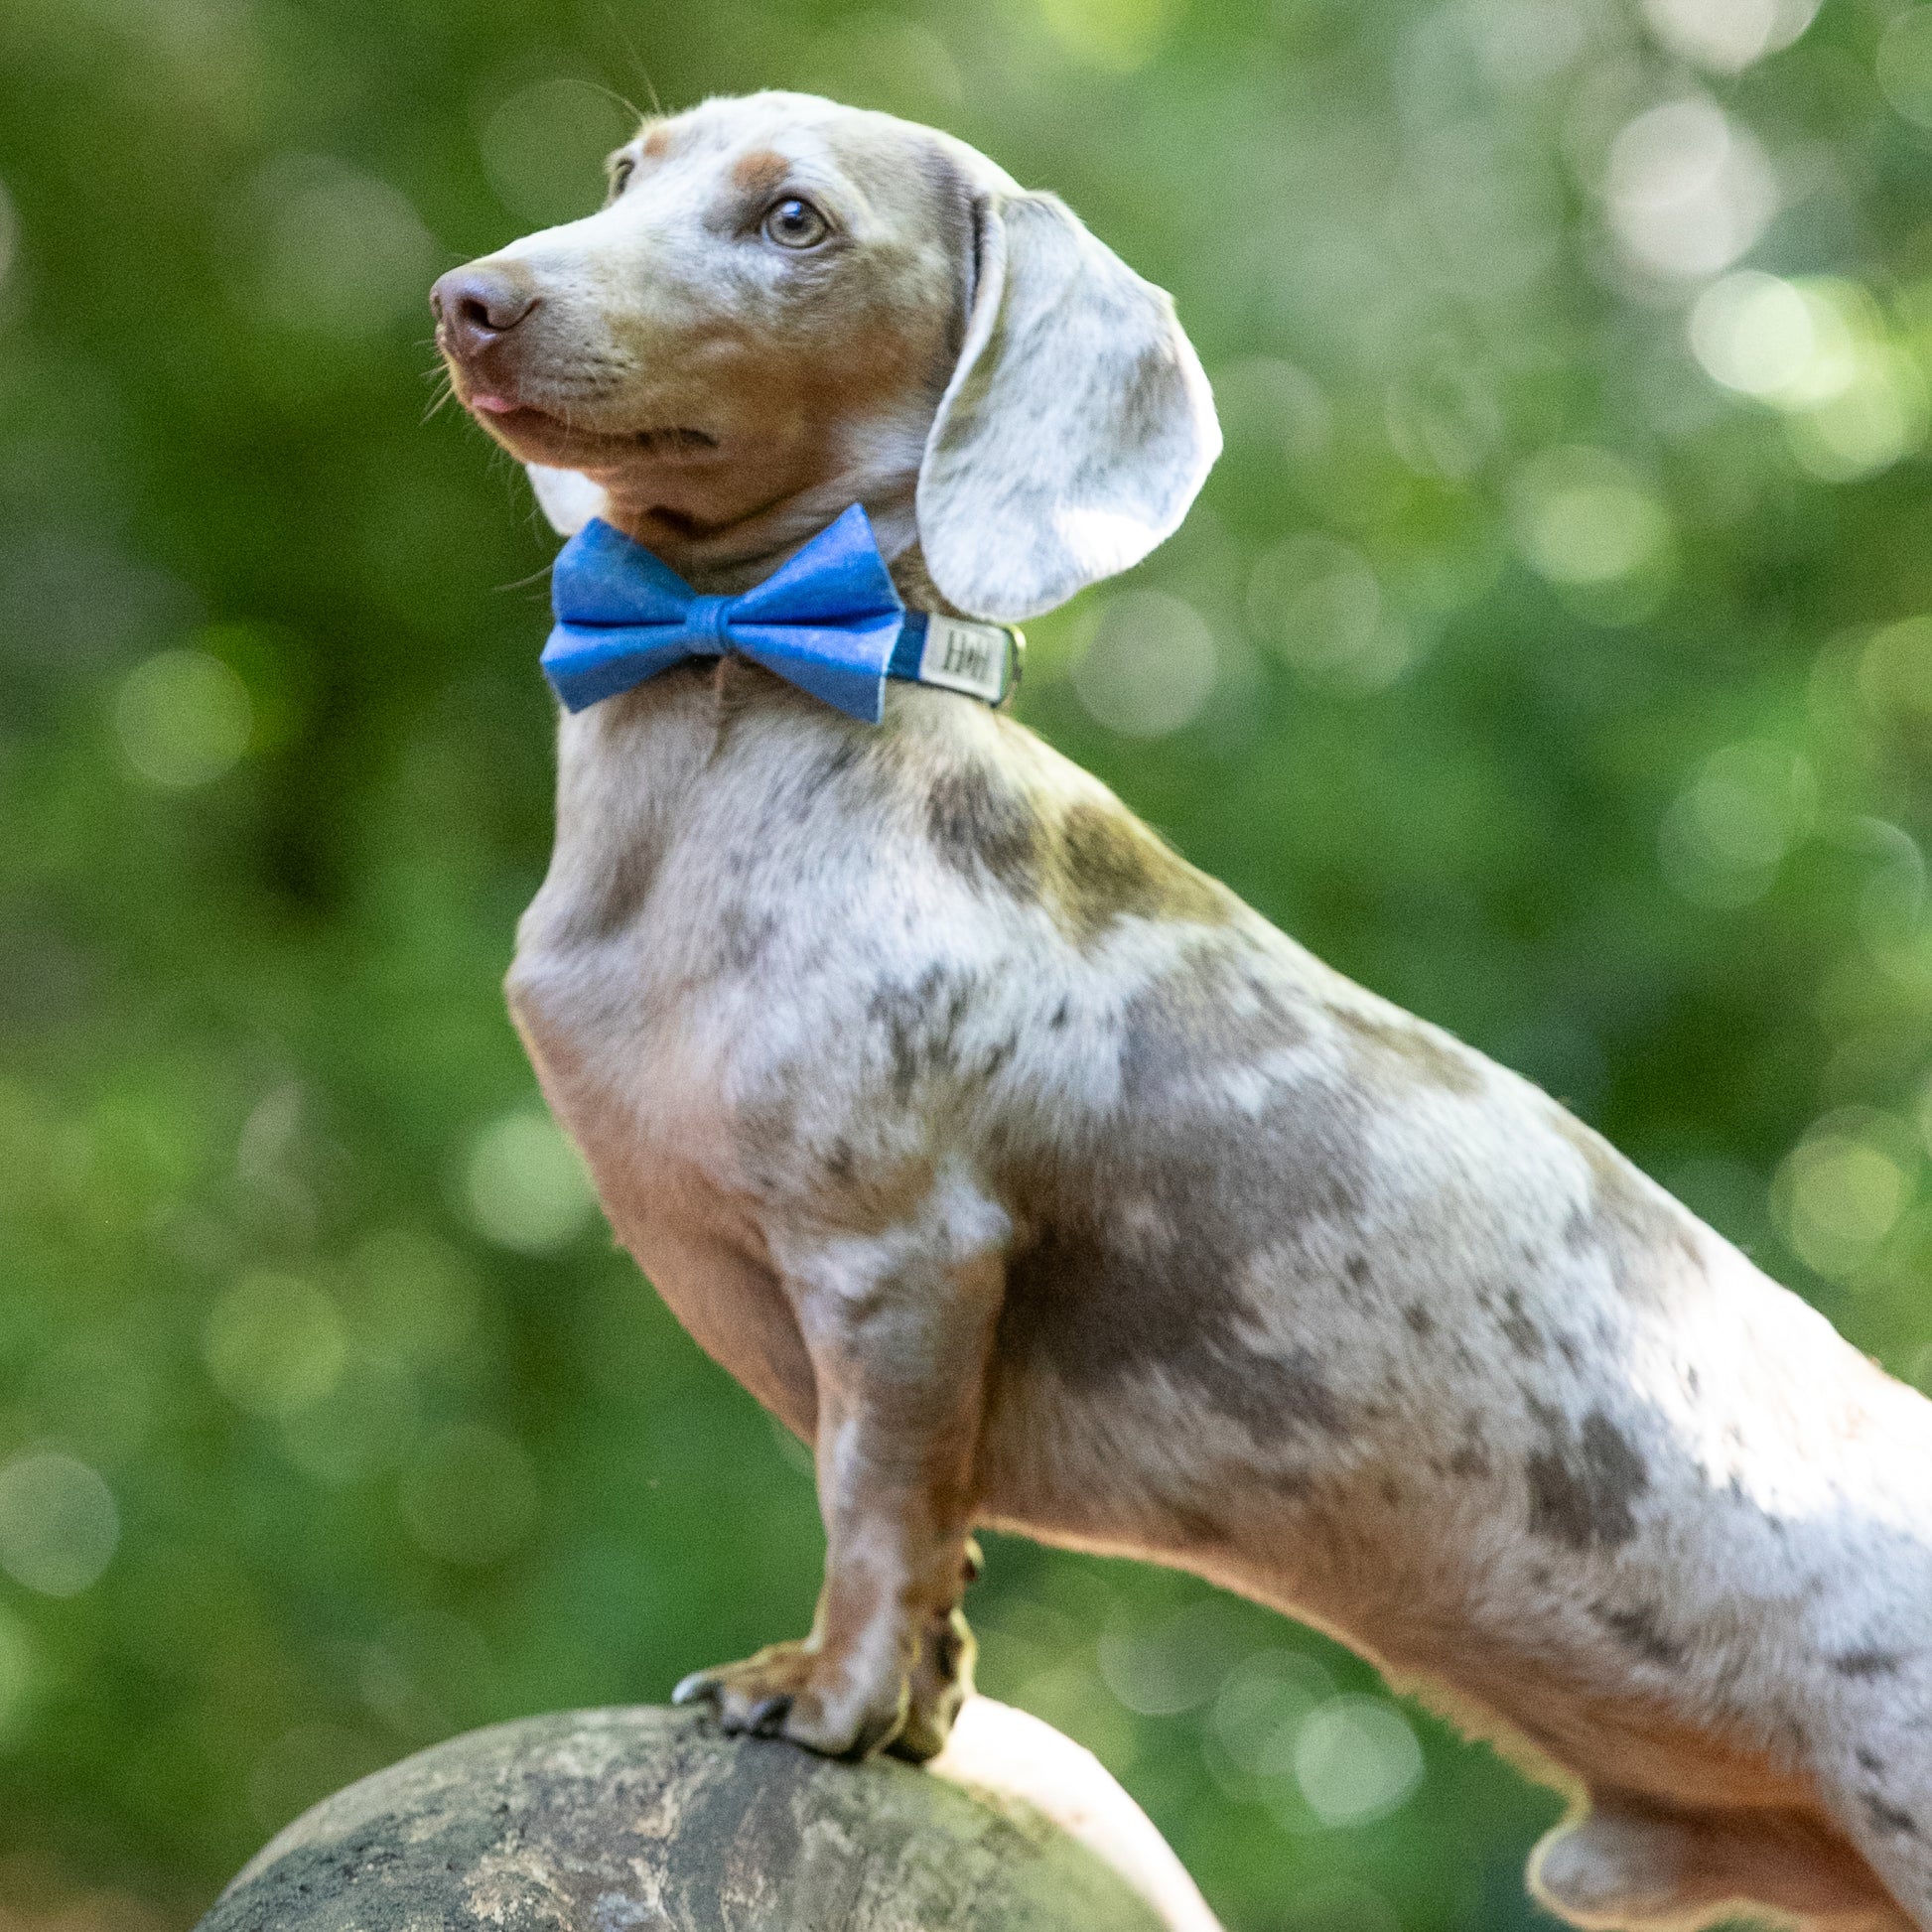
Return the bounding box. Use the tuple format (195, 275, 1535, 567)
(675, 1177, 1007, 1761)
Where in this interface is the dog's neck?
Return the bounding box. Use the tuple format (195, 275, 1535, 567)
(537, 439, 969, 933)
(538, 409, 982, 917)
(583, 412, 955, 610)
(593, 485, 961, 622)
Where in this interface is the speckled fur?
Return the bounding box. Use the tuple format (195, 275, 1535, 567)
(436, 93, 1932, 1932)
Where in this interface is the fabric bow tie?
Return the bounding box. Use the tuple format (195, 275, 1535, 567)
(542, 502, 1020, 725)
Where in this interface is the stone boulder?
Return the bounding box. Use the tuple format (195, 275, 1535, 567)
(197, 1698, 1224, 1931)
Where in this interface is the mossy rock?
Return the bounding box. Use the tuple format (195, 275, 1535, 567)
(197, 1703, 1190, 1931)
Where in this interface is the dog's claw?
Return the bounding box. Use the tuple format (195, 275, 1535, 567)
(743, 1693, 792, 1734)
(672, 1669, 718, 1708)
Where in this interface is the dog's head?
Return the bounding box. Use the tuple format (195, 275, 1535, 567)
(432, 91, 1219, 620)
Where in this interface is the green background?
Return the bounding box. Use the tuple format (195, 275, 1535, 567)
(5, 0, 1932, 1925)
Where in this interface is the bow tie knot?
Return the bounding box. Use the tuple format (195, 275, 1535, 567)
(542, 502, 1018, 724)
(684, 594, 732, 647)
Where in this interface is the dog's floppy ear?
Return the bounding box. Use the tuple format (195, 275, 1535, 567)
(915, 193, 1220, 623)
(526, 463, 609, 536)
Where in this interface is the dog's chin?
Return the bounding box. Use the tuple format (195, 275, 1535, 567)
(462, 393, 722, 470)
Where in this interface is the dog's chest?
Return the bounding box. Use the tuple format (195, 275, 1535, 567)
(508, 926, 824, 1429)
(501, 710, 834, 1417)
(502, 680, 1047, 1418)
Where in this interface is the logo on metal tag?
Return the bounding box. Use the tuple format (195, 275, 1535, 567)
(919, 618, 1011, 704)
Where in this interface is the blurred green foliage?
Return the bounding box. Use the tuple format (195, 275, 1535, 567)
(5, 0, 1932, 1925)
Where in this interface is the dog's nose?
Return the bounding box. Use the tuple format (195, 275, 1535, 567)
(431, 263, 539, 361)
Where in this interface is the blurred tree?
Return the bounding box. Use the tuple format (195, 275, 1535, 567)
(2, 0, 1931, 1927)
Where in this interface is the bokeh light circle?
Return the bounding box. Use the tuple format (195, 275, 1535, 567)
(462, 1109, 598, 1253)
(0, 1450, 120, 1597)
(114, 650, 251, 789)
(1071, 590, 1220, 738)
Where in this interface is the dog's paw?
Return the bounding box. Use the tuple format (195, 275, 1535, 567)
(676, 1548, 984, 1762)
(887, 1604, 977, 1764)
(672, 1639, 910, 1758)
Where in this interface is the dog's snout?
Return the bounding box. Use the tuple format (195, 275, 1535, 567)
(431, 263, 539, 361)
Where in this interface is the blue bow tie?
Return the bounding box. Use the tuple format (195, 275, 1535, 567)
(542, 503, 1020, 725)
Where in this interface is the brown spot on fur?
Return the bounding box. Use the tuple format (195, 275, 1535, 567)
(1526, 1408, 1648, 1551)
(776, 1136, 938, 1239)
(1331, 1004, 1484, 1097)
(554, 839, 654, 943)
(732, 148, 790, 195)
(1863, 1794, 1919, 1838)
(1447, 1442, 1490, 1478)
(718, 905, 774, 972)
(641, 125, 671, 159)
(1498, 1289, 1545, 1361)
(1000, 1184, 1352, 1446)
(868, 965, 977, 1103)
(807, 738, 862, 794)
(1115, 949, 1312, 1101)
(926, 763, 1040, 898)
(1272, 1348, 1348, 1437)
(1834, 1649, 1904, 1678)
(1047, 801, 1226, 945)
(997, 1032, 1368, 1445)
(1592, 1600, 1687, 1668)
(1553, 1110, 1704, 1299)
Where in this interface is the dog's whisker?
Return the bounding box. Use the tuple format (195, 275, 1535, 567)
(492, 562, 558, 596)
(577, 70, 650, 129)
(597, 6, 659, 119)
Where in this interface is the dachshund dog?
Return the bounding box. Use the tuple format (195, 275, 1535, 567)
(432, 92, 1932, 1931)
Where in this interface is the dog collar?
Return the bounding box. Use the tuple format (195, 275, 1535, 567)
(543, 504, 1022, 725)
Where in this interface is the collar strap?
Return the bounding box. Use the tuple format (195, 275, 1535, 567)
(890, 610, 1024, 707)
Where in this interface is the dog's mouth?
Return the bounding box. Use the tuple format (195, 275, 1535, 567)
(466, 392, 720, 459)
(631, 424, 722, 456)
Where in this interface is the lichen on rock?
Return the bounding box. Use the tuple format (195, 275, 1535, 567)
(198, 1702, 1208, 1931)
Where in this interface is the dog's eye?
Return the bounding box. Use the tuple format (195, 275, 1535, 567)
(608, 158, 635, 201)
(761, 198, 829, 249)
